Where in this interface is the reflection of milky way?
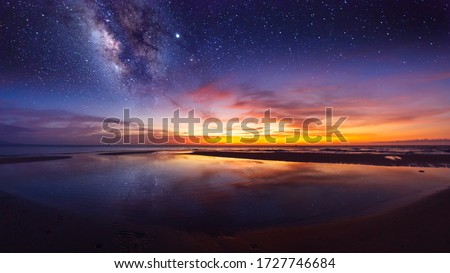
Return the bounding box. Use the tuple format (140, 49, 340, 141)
(84, 0, 169, 96)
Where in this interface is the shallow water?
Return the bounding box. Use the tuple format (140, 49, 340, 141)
(1, 152, 449, 231)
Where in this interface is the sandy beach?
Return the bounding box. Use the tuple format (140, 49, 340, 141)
(1, 186, 449, 252)
(229, 187, 450, 252)
(193, 151, 450, 168)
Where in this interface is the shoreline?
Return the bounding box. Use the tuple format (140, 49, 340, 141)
(1, 150, 450, 167)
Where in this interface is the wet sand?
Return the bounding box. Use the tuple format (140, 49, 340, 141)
(194, 151, 450, 168)
(1, 187, 449, 252)
(227, 187, 450, 252)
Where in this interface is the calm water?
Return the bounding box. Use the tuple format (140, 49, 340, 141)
(1, 151, 450, 231)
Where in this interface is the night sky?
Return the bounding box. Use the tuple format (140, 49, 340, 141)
(1, 0, 449, 144)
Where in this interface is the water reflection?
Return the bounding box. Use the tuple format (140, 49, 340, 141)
(0, 153, 449, 231)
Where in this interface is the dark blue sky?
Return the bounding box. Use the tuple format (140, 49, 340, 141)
(0, 0, 449, 144)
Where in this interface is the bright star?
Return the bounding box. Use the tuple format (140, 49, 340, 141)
(175, 33, 180, 39)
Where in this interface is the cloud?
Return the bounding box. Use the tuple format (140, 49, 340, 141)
(171, 71, 450, 142)
(187, 82, 234, 104)
(0, 106, 105, 145)
(2, 66, 449, 145)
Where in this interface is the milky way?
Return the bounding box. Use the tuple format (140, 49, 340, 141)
(0, 0, 185, 102)
(84, 0, 170, 96)
(1, 0, 449, 100)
